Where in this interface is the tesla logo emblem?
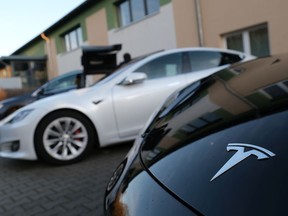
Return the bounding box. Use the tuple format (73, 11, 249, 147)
(211, 143, 275, 181)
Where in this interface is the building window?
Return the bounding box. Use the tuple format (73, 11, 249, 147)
(63, 26, 83, 52)
(12, 60, 47, 89)
(224, 24, 270, 57)
(117, 0, 160, 27)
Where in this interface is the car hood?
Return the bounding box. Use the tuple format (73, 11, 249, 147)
(22, 84, 103, 108)
(140, 54, 288, 215)
(0, 92, 33, 105)
(0, 85, 104, 124)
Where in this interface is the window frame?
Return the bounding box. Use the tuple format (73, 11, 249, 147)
(223, 24, 270, 57)
(62, 26, 84, 52)
(115, 0, 160, 27)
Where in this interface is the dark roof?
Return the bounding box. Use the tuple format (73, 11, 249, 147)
(0, 55, 47, 63)
(12, 0, 99, 55)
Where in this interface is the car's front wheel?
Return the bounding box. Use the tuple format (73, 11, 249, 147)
(34, 110, 95, 165)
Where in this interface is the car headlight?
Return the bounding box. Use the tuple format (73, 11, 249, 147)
(9, 109, 34, 124)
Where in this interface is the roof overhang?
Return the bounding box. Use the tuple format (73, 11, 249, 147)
(0, 55, 47, 64)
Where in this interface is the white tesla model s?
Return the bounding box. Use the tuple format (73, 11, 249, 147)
(0, 47, 254, 164)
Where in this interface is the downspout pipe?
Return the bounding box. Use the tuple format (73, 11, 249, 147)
(195, 0, 204, 47)
(41, 33, 55, 79)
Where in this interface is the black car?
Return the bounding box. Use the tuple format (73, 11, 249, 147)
(104, 53, 288, 216)
(0, 70, 84, 120)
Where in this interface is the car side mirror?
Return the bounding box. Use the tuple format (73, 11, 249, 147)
(32, 87, 44, 98)
(121, 72, 147, 85)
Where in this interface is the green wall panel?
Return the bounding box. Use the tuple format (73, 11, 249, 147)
(15, 0, 172, 55)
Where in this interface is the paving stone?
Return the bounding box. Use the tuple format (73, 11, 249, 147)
(0, 142, 132, 216)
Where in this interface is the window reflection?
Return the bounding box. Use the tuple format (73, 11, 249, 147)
(131, 0, 145, 21)
(119, 1, 131, 26)
(63, 26, 83, 52)
(117, 0, 160, 27)
(141, 55, 288, 165)
(147, 0, 160, 14)
(260, 80, 288, 100)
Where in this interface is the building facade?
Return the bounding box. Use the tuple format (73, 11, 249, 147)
(1, 0, 287, 90)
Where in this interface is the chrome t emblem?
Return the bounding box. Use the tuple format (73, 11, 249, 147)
(211, 143, 275, 181)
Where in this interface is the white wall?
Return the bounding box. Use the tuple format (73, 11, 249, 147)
(55, 44, 103, 86)
(108, 3, 177, 61)
(0, 77, 22, 89)
(56, 3, 177, 73)
(57, 48, 83, 75)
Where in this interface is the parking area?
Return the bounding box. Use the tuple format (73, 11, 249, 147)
(0, 142, 132, 216)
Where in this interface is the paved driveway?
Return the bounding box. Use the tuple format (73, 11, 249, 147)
(0, 142, 132, 216)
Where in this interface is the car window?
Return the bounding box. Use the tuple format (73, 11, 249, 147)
(220, 52, 242, 64)
(189, 51, 242, 72)
(189, 51, 222, 72)
(135, 53, 183, 79)
(45, 74, 77, 92)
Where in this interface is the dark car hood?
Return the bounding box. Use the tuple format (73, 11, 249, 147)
(0, 92, 33, 105)
(140, 54, 288, 215)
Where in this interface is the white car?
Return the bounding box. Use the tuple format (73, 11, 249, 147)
(0, 48, 254, 164)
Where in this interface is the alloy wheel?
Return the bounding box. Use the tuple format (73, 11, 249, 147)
(42, 116, 88, 161)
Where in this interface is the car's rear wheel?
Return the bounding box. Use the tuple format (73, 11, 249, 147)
(34, 110, 95, 165)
